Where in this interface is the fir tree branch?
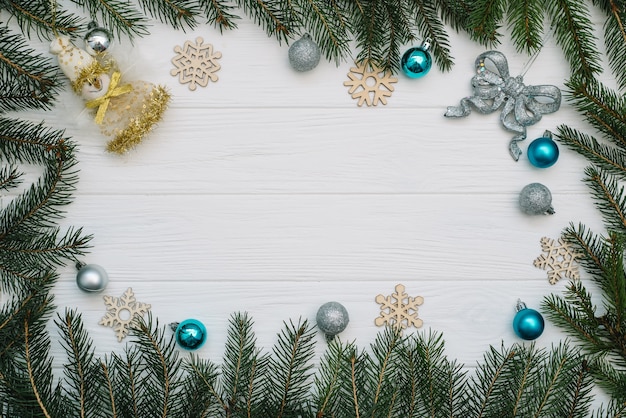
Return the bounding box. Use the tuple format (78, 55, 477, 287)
(583, 166, 626, 235)
(23, 316, 52, 418)
(234, 0, 292, 42)
(467, 0, 505, 46)
(409, 0, 455, 72)
(434, 0, 471, 32)
(314, 339, 354, 417)
(137, 0, 200, 31)
(70, 0, 150, 41)
(0, 165, 21, 191)
(507, 0, 544, 54)
(100, 360, 117, 418)
(1, 0, 82, 39)
(594, 0, 626, 90)
(543, 0, 602, 80)
(182, 354, 225, 417)
(196, 0, 240, 31)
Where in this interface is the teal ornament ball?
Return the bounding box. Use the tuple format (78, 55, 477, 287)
(173, 319, 207, 350)
(528, 136, 559, 168)
(288, 34, 321, 72)
(76, 262, 108, 292)
(316, 301, 349, 341)
(513, 300, 545, 340)
(400, 41, 432, 79)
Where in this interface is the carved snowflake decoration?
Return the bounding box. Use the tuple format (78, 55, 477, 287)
(344, 61, 398, 106)
(375, 284, 424, 332)
(100, 288, 151, 341)
(171, 37, 222, 91)
(534, 236, 581, 284)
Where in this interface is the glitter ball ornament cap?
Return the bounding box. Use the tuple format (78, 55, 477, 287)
(513, 299, 545, 340)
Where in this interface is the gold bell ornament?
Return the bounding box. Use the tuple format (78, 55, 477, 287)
(49, 35, 170, 154)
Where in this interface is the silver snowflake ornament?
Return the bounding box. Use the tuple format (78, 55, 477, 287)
(534, 236, 580, 284)
(375, 284, 424, 332)
(171, 37, 222, 91)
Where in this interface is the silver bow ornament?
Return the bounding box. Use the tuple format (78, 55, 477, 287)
(444, 51, 561, 161)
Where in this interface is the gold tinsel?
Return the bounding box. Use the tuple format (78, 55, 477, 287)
(105, 85, 171, 154)
(71, 59, 111, 94)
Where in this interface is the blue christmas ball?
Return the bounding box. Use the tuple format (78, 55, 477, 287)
(175, 319, 207, 350)
(401, 47, 432, 79)
(528, 136, 559, 168)
(513, 307, 545, 340)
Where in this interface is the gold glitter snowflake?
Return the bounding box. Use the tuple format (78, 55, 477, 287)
(344, 61, 398, 106)
(100, 288, 151, 341)
(171, 37, 222, 91)
(534, 236, 580, 284)
(375, 284, 424, 332)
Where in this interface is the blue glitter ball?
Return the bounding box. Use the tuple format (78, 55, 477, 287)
(175, 319, 207, 350)
(528, 136, 559, 168)
(401, 47, 432, 79)
(513, 306, 545, 340)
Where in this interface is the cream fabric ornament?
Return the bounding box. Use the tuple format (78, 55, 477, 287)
(50, 36, 171, 154)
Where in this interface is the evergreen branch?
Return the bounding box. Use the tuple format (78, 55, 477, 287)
(24, 316, 52, 418)
(1, 0, 82, 39)
(234, 0, 292, 42)
(556, 125, 626, 181)
(137, 0, 200, 31)
(583, 166, 626, 235)
(196, 0, 240, 31)
(70, 0, 150, 41)
(109, 348, 142, 417)
(265, 318, 315, 417)
(507, 0, 544, 54)
(55, 309, 108, 418)
(0, 165, 21, 191)
(182, 354, 225, 417)
(467, 0, 505, 46)
(353, 0, 384, 68)
(595, 0, 626, 90)
(130, 313, 183, 418)
(543, 0, 602, 80)
(565, 77, 626, 150)
(409, 0, 455, 72)
(562, 223, 610, 279)
(434, 0, 471, 32)
(313, 339, 353, 417)
(293, 0, 351, 65)
(0, 26, 60, 112)
(100, 360, 117, 418)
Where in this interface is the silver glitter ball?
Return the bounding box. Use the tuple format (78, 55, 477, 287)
(316, 301, 349, 341)
(84, 22, 112, 55)
(519, 183, 555, 215)
(288, 34, 321, 72)
(76, 262, 109, 292)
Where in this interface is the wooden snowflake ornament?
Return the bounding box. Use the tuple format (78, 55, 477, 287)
(534, 236, 581, 284)
(100, 288, 151, 341)
(375, 284, 424, 333)
(171, 37, 222, 91)
(344, 61, 398, 106)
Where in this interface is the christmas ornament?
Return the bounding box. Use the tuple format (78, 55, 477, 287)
(527, 130, 559, 168)
(288, 34, 321, 72)
(519, 183, 554, 215)
(400, 40, 432, 79)
(375, 284, 424, 333)
(50, 36, 170, 154)
(344, 61, 398, 106)
(171, 37, 222, 91)
(75, 261, 108, 292)
(513, 299, 545, 340)
(534, 236, 580, 284)
(170, 319, 207, 350)
(100, 288, 151, 341)
(316, 301, 349, 341)
(84, 21, 112, 55)
(444, 51, 561, 161)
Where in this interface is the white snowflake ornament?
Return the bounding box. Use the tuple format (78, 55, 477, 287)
(534, 236, 581, 284)
(100, 288, 151, 341)
(171, 37, 222, 91)
(375, 284, 424, 333)
(344, 61, 398, 106)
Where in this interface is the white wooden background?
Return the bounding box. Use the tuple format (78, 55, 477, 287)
(4, 5, 617, 408)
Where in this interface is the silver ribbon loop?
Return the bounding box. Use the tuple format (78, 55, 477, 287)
(444, 50, 561, 161)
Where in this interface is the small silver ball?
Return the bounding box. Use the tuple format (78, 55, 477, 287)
(288, 34, 321, 72)
(519, 183, 554, 215)
(84, 22, 112, 55)
(316, 301, 349, 340)
(76, 263, 109, 292)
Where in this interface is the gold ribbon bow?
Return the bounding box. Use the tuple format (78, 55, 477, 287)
(85, 71, 132, 124)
